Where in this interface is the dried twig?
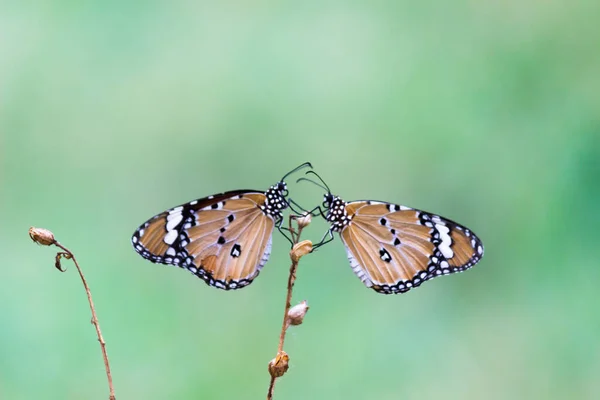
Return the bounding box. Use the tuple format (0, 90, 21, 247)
(267, 215, 312, 400)
(29, 227, 116, 400)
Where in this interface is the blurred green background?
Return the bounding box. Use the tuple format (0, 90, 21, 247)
(2, 1, 599, 399)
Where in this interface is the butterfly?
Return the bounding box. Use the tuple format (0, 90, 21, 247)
(131, 163, 312, 290)
(299, 172, 484, 294)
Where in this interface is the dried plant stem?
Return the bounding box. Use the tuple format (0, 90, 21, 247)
(54, 242, 116, 400)
(29, 227, 115, 400)
(267, 252, 299, 399)
(267, 369, 278, 397)
(267, 374, 276, 399)
(277, 259, 298, 353)
(267, 215, 310, 400)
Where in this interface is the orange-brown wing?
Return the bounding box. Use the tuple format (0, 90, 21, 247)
(132, 190, 275, 290)
(341, 201, 484, 294)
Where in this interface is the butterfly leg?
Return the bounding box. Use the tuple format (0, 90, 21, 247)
(287, 198, 320, 216)
(290, 200, 324, 218)
(311, 228, 335, 251)
(308, 205, 325, 218)
(276, 217, 295, 246)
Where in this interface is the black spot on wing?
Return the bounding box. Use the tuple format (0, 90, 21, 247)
(230, 243, 242, 258)
(379, 248, 392, 263)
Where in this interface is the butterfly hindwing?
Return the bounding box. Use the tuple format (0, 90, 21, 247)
(132, 190, 276, 290)
(338, 201, 484, 294)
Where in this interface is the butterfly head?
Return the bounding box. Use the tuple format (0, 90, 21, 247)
(259, 162, 313, 219)
(277, 181, 289, 197)
(323, 193, 351, 232)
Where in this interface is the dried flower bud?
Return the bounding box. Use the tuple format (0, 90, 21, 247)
(290, 240, 313, 263)
(287, 300, 309, 326)
(268, 351, 289, 378)
(29, 227, 56, 246)
(296, 212, 312, 229)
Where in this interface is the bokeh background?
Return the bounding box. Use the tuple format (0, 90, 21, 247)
(2, 2, 599, 399)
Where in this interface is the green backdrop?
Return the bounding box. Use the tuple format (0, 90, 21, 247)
(2, 2, 599, 399)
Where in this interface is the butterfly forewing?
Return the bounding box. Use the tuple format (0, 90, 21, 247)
(132, 190, 277, 290)
(340, 201, 484, 294)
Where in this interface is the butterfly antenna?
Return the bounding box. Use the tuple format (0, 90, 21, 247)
(280, 162, 313, 182)
(304, 170, 331, 193)
(296, 177, 329, 193)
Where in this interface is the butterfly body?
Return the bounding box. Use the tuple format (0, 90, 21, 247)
(132, 183, 290, 290)
(321, 194, 484, 294)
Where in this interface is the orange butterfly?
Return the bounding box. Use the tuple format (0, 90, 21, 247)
(300, 172, 484, 294)
(131, 163, 312, 290)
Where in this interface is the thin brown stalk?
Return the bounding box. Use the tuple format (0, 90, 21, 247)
(29, 227, 116, 400)
(267, 372, 277, 399)
(267, 215, 312, 400)
(54, 242, 116, 400)
(267, 249, 299, 399)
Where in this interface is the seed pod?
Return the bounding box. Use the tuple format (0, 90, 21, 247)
(290, 240, 313, 263)
(287, 300, 309, 326)
(296, 212, 312, 229)
(268, 351, 289, 378)
(29, 227, 56, 246)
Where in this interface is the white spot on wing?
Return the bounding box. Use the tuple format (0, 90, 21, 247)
(164, 230, 177, 245)
(435, 223, 454, 259)
(166, 213, 183, 231)
(201, 202, 224, 211)
(214, 281, 225, 289)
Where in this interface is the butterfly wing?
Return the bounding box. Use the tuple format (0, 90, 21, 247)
(340, 201, 484, 294)
(132, 190, 275, 290)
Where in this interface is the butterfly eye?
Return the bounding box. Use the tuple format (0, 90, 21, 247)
(275, 182, 288, 197)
